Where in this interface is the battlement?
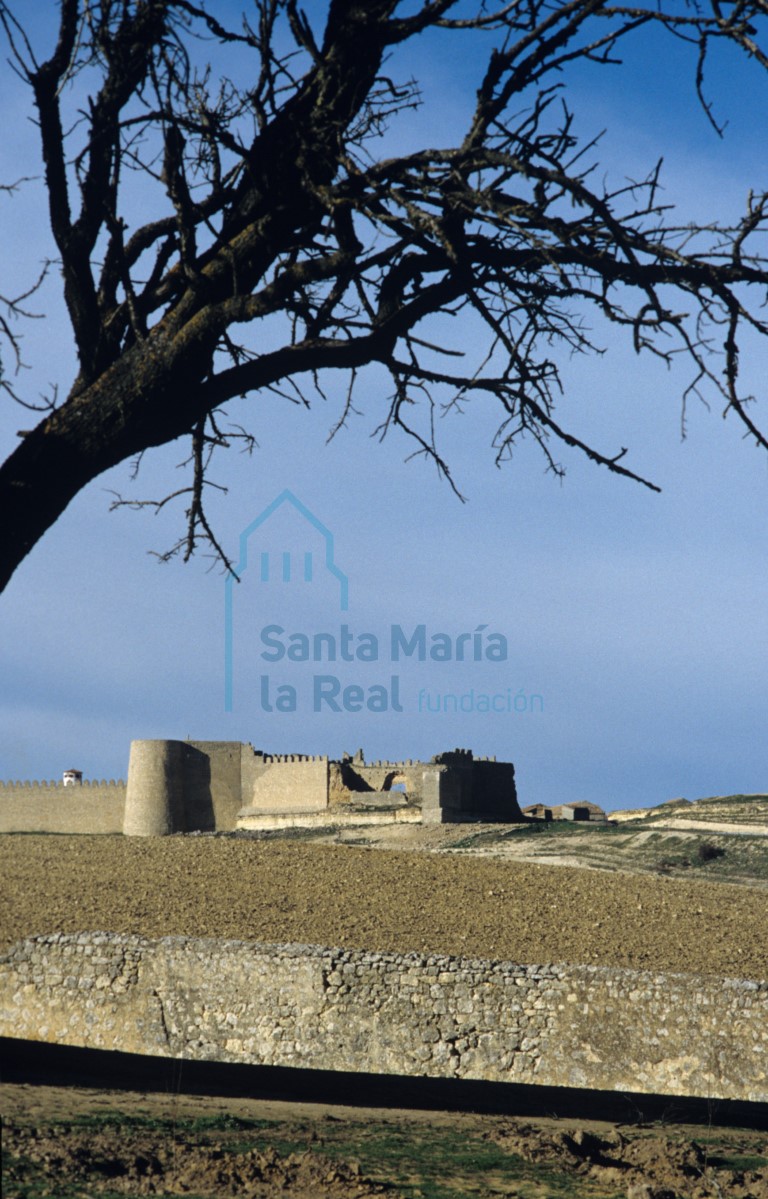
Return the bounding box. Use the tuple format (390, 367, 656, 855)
(0, 777, 127, 834)
(432, 748, 474, 764)
(0, 778, 125, 789)
(368, 759, 418, 768)
(1, 742, 520, 835)
(263, 754, 329, 764)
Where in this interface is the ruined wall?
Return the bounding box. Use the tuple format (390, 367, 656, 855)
(341, 753, 521, 823)
(348, 760, 425, 801)
(241, 755, 329, 813)
(0, 781, 125, 834)
(1, 933, 766, 1102)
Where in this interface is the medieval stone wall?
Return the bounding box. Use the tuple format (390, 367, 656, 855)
(1, 933, 765, 1102)
(122, 739, 246, 834)
(185, 741, 244, 831)
(241, 755, 329, 813)
(348, 761, 425, 800)
(344, 755, 521, 823)
(0, 781, 125, 834)
(418, 761, 521, 824)
(0, 743, 522, 833)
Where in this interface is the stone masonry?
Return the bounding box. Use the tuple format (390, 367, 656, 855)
(0, 742, 522, 834)
(1, 933, 766, 1102)
(0, 779, 125, 835)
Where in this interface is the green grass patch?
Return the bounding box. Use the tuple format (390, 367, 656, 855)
(63, 1109, 282, 1137)
(453, 821, 621, 850)
(301, 1122, 602, 1199)
(450, 827, 527, 849)
(513, 821, 602, 838)
(706, 1153, 768, 1172)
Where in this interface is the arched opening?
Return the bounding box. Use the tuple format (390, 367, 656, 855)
(382, 772, 409, 796)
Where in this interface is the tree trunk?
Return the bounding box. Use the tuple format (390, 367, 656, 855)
(0, 334, 212, 591)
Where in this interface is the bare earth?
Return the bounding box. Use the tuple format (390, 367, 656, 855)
(645, 817, 768, 836)
(2, 1082, 768, 1198)
(2, 833, 768, 977)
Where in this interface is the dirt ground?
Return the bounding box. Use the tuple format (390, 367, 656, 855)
(2, 833, 768, 977)
(2, 1082, 768, 1198)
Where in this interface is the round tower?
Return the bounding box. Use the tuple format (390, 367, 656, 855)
(123, 740, 185, 836)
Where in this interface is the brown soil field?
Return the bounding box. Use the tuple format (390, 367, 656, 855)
(1, 833, 767, 978)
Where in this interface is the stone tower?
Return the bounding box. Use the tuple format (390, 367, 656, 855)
(123, 740, 186, 836)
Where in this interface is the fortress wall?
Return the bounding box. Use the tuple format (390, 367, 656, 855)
(469, 761, 521, 820)
(0, 746, 522, 832)
(241, 747, 269, 799)
(345, 764, 423, 800)
(184, 741, 243, 831)
(124, 741, 186, 836)
(0, 781, 126, 834)
(1, 934, 765, 1102)
(122, 740, 245, 835)
(176, 743, 217, 833)
(244, 757, 329, 813)
(421, 766, 457, 824)
(348, 760, 521, 822)
(421, 762, 521, 824)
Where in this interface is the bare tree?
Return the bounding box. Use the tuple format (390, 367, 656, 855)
(1, 0, 767, 593)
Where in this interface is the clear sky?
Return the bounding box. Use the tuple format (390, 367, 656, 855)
(1, 3, 767, 811)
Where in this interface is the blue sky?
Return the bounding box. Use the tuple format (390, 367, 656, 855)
(1, 3, 767, 810)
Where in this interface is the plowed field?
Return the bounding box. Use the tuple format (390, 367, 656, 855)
(2, 834, 766, 978)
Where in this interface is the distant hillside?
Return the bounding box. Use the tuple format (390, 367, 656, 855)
(612, 793, 768, 826)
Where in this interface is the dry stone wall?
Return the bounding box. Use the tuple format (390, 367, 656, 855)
(1, 934, 766, 1102)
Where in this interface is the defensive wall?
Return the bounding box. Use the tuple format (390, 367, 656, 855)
(1, 933, 765, 1103)
(1, 741, 522, 834)
(330, 748, 518, 824)
(245, 752, 330, 814)
(0, 780, 125, 834)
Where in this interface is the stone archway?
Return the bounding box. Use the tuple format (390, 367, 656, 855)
(382, 772, 409, 795)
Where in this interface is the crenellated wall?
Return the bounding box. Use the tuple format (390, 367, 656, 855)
(0, 743, 521, 834)
(333, 749, 520, 824)
(332, 759, 425, 804)
(0, 780, 125, 834)
(1, 933, 766, 1102)
(243, 755, 329, 813)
